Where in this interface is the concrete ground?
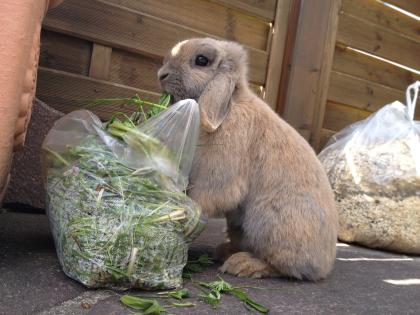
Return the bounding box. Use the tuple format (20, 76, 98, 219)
(1, 208, 420, 315)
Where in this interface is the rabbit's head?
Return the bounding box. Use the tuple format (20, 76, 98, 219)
(158, 38, 248, 132)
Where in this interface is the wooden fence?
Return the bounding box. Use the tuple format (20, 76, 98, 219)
(319, 0, 420, 148)
(36, 0, 420, 151)
(278, 0, 420, 150)
(36, 0, 291, 120)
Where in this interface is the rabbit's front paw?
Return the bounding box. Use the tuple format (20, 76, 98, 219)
(219, 252, 278, 278)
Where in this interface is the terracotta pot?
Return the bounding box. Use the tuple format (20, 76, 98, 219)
(0, 0, 63, 201)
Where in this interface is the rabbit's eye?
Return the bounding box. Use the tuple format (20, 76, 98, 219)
(195, 55, 209, 67)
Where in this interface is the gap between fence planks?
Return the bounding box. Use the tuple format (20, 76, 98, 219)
(44, 0, 268, 85)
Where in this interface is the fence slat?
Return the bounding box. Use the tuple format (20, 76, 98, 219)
(323, 101, 371, 131)
(104, 0, 269, 51)
(36, 67, 159, 120)
(282, 0, 341, 146)
(39, 30, 92, 76)
(337, 12, 420, 71)
(109, 49, 162, 93)
(89, 44, 112, 80)
(333, 44, 420, 91)
(328, 71, 405, 112)
(264, 0, 291, 109)
(210, 0, 277, 20)
(386, 0, 420, 17)
(44, 0, 267, 85)
(342, 0, 420, 44)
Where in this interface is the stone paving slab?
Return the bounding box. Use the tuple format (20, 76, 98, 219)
(1, 210, 420, 315)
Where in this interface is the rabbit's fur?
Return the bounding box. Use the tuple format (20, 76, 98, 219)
(158, 38, 337, 281)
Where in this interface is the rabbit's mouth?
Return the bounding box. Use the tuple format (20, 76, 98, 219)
(167, 94, 176, 107)
(162, 89, 180, 105)
(160, 83, 184, 103)
(164, 88, 197, 104)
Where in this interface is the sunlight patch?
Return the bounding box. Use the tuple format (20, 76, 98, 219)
(337, 257, 413, 261)
(336, 243, 349, 247)
(384, 279, 420, 285)
(171, 40, 188, 57)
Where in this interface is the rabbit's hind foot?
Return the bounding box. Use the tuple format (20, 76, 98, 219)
(219, 251, 279, 278)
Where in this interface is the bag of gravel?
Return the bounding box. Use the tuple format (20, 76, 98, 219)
(318, 81, 420, 254)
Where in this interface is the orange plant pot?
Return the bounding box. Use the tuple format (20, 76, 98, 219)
(0, 0, 63, 201)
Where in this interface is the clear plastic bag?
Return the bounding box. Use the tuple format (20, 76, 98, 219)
(318, 81, 420, 253)
(42, 99, 206, 289)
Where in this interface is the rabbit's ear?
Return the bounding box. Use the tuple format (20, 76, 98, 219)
(198, 71, 235, 133)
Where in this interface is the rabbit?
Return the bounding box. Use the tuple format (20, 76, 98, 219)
(157, 38, 338, 281)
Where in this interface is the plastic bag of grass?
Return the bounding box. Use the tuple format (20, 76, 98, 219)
(42, 99, 205, 290)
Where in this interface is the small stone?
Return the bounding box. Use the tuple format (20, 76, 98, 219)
(81, 302, 91, 310)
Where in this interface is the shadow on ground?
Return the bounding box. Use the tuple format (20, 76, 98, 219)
(1, 210, 419, 315)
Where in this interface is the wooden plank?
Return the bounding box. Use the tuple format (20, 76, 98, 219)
(39, 30, 92, 75)
(110, 49, 266, 97)
(342, 0, 420, 44)
(43, 0, 268, 85)
(323, 101, 371, 131)
(275, 0, 301, 115)
(264, 0, 292, 108)
(282, 0, 341, 147)
(318, 128, 336, 151)
(104, 0, 269, 51)
(328, 71, 405, 112)
(336, 12, 420, 71)
(386, 0, 420, 17)
(109, 49, 162, 93)
(333, 44, 420, 91)
(210, 0, 277, 20)
(89, 44, 112, 80)
(36, 67, 159, 120)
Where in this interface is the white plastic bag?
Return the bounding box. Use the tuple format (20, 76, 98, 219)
(42, 99, 205, 289)
(318, 81, 420, 254)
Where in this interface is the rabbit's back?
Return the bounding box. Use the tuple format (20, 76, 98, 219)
(243, 93, 338, 279)
(190, 88, 337, 280)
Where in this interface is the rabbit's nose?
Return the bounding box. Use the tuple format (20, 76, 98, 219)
(158, 70, 169, 82)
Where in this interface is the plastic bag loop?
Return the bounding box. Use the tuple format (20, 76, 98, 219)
(406, 81, 420, 120)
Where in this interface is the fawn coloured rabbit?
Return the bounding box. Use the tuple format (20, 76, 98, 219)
(158, 38, 338, 281)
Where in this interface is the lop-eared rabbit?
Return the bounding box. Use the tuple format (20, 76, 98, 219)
(158, 38, 337, 280)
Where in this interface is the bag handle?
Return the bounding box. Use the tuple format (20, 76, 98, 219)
(407, 81, 420, 120)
